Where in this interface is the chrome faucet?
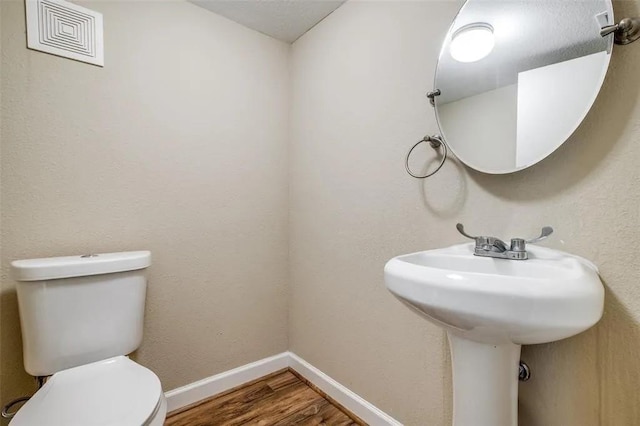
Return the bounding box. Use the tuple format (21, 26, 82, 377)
(456, 223, 553, 260)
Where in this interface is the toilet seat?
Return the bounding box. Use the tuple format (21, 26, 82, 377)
(11, 356, 163, 426)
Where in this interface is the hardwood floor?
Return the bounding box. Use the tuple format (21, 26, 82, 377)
(164, 369, 365, 426)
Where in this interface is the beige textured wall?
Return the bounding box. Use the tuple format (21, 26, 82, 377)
(0, 0, 289, 404)
(289, 1, 640, 425)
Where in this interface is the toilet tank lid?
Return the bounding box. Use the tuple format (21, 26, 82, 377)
(11, 251, 151, 282)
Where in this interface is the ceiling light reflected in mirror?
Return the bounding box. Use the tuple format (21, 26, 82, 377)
(450, 23, 495, 63)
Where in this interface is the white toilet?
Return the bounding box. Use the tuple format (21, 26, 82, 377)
(9, 251, 167, 426)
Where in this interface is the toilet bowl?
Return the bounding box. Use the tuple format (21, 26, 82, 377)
(10, 251, 166, 425)
(11, 356, 167, 426)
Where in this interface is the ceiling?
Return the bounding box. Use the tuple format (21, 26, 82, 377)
(189, 0, 346, 43)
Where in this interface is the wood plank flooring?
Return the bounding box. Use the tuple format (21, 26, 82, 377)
(164, 369, 365, 426)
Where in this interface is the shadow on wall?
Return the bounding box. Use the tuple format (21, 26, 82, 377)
(596, 285, 640, 424)
(518, 286, 640, 426)
(420, 154, 468, 219)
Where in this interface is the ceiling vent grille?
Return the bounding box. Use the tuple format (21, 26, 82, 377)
(25, 0, 104, 67)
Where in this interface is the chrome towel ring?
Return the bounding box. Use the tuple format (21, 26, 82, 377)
(405, 135, 447, 178)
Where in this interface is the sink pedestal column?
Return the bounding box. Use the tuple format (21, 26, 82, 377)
(447, 333, 521, 426)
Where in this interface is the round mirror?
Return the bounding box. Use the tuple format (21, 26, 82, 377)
(433, 0, 614, 174)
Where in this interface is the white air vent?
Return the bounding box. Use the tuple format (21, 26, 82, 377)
(25, 0, 104, 66)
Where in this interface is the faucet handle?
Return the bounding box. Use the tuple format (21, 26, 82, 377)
(526, 226, 554, 244)
(456, 223, 478, 240)
(457, 223, 509, 254)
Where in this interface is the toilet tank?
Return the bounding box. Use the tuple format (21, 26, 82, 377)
(11, 251, 151, 377)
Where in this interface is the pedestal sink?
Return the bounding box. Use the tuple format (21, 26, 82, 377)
(384, 243, 604, 426)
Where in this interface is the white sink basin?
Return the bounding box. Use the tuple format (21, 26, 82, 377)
(384, 243, 604, 426)
(385, 243, 604, 345)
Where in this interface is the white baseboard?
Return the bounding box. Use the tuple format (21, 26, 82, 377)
(164, 351, 402, 425)
(164, 352, 289, 413)
(287, 353, 402, 426)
